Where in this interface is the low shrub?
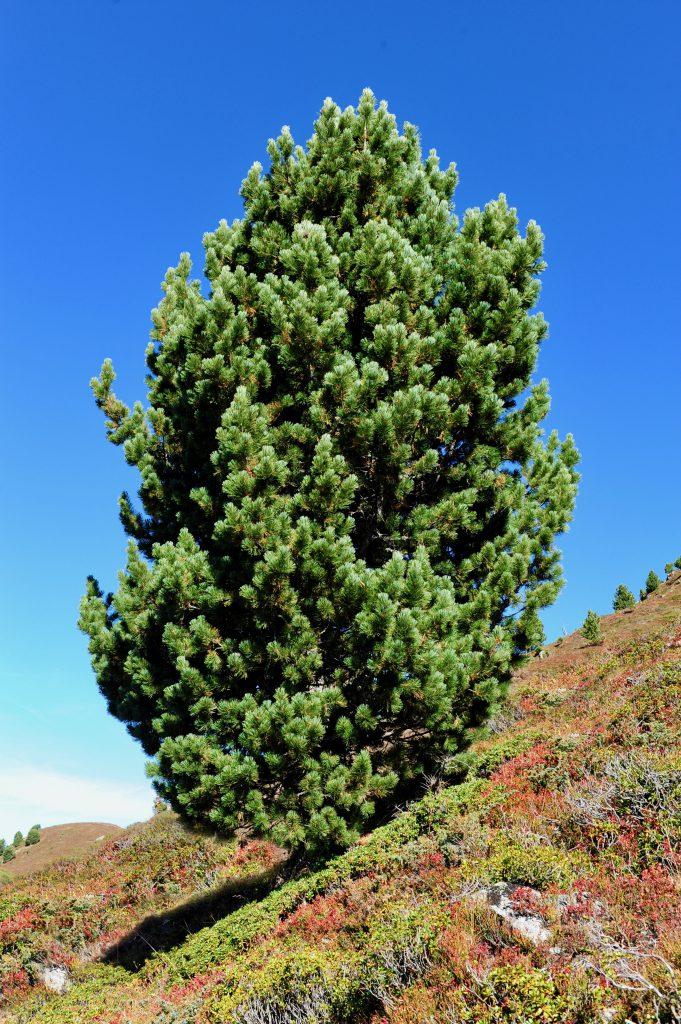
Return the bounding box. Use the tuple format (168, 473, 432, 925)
(483, 841, 583, 890)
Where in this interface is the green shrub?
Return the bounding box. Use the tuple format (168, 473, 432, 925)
(206, 901, 441, 1023)
(484, 841, 582, 889)
(470, 965, 572, 1023)
(446, 735, 538, 782)
(3, 846, 15, 862)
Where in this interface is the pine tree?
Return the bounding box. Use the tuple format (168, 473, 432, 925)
(612, 584, 635, 611)
(3, 847, 15, 862)
(80, 92, 579, 854)
(25, 826, 41, 846)
(581, 610, 603, 645)
(643, 570, 661, 597)
(12, 831, 23, 848)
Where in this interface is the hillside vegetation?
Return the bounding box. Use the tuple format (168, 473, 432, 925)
(1, 825, 121, 881)
(2, 573, 679, 1023)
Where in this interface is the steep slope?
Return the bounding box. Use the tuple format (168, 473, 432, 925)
(2, 824, 123, 880)
(2, 574, 680, 1023)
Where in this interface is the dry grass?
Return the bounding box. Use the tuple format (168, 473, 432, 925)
(519, 569, 681, 680)
(3, 823, 123, 879)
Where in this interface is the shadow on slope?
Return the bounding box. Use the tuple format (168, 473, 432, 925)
(101, 858, 287, 971)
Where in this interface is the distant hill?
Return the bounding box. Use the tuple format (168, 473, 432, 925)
(1, 572, 679, 1023)
(2, 823, 123, 880)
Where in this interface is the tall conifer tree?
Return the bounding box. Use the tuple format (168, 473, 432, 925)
(80, 93, 578, 852)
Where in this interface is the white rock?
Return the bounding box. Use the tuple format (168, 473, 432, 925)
(480, 883, 551, 945)
(35, 965, 71, 994)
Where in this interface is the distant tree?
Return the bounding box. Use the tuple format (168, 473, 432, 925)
(79, 91, 579, 854)
(581, 610, 603, 646)
(643, 570, 661, 597)
(612, 584, 635, 612)
(12, 832, 23, 848)
(25, 826, 41, 846)
(665, 558, 681, 575)
(3, 847, 15, 862)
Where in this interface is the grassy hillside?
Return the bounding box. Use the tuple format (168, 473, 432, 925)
(2, 574, 679, 1023)
(2, 824, 123, 881)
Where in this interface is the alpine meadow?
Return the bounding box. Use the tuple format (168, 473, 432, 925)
(79, 91, 579, 855)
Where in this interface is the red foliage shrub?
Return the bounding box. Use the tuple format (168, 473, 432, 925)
(510, 886, 543, 915)
(490, 743, 557, 793)
(233, 840, 281, 871)
(0, 908, 38, 942)
(277, 893, 349, 937)
(164, 970, 220, 1004)
(1, 968, 30, 1000)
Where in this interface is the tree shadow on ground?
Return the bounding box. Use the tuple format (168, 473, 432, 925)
(100, 859, 288, 971)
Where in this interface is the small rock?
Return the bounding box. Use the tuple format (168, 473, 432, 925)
(478, 883, 551, 945)
(35, 964, 71, 994)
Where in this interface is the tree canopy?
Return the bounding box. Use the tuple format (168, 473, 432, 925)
(80, 92, 578, 853)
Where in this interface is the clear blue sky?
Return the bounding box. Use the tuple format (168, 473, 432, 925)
(1, 0, 679, 833)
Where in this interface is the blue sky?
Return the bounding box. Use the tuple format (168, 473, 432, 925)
(1, 0, 679, 835)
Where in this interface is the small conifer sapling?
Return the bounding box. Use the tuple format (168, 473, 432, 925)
(582, 610, 603, 645)
(643, 570, 661, 597)
(612, 584, 635, 612)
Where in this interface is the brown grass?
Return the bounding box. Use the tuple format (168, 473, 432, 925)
(3, 822, 124, 878)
